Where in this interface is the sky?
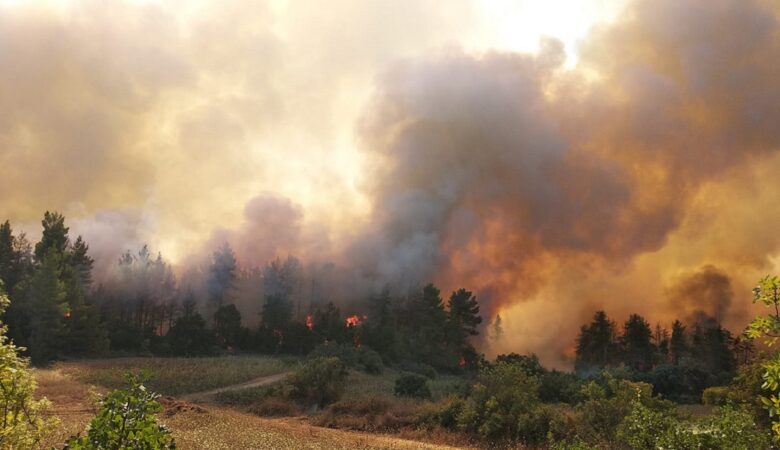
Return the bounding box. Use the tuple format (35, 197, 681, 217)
(2, 0, 779, 366)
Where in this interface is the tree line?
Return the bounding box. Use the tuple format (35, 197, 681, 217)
(575, 310, 743, 401)
(0, 212, 483, 372)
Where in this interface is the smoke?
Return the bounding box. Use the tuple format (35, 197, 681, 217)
(666, 265, 734, 323)
(342, 0, 780, 365)
(3, 0, 780, 367)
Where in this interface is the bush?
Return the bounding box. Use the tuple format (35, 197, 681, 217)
(287, 357, 347, 407)
(397, 360, 437, 379)
(540, 370, 582, 404)
(64, 373, 175, 449)
(308, 343, 384, 374)
(456, 361, 551, 444)
(248, 397, 300, 417)
(316, 398, 420, 431)
(394, 373, 432, 399)
(616, 401, 772, 450)
(574, 375, 674, 445)
(702, 386, 729, 405)
(0, 289, 56, 448)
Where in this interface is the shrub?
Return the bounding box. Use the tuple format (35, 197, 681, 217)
(574, 375, 674, 445)
(616, 400, 678, 450)
(540, 370, 582, 404)
(0, 288, 57, 449)
(456, 361, 551, 444)
(248, 397, 300, 417)
(702, 386, 729, 405)
(316, 398, 419, 431)
(394, 373, 432, 399)
(287, 357, 347, 407)
(356, 347, 384, 374)
(699, 405, 772, 449)
(63, 373, 175, 449)
(308, 343, 384, 374)
(397, 360, 437, 379)
(549, 438, 599, 450)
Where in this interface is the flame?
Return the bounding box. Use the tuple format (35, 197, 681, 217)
(458, 356, 466, 367)
(64, 310, 71, 318)
(345, 315, 361, 327)
(305, 314, 313, 331)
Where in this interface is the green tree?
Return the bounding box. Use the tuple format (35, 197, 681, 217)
(575, 311, 617, 372)
(446, 288, 482, 366)
(620, 314, 655, 372)
(207, 243, 237, 313)
(33, 211, 69, 263)
(64, 373, 175, 449)
(746, 275, 780, 438)
(261, 257, 299, 331)
(0, 283, 57, 448)
(669, 320, 688, 364)
(167, 299, 214, 356)
(27, 251, 68, 365)
(213, 304, 242, 348)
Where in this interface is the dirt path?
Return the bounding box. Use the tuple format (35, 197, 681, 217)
(182, 371, 293, 403)
(35, 368, 464, 450)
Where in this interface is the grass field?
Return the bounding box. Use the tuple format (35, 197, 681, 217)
(56, 355, 296, 396)
(214, 368, 467, 407)
(34, 366, 465, 449)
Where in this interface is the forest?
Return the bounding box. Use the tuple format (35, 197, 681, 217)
(0, 211, 778, 449)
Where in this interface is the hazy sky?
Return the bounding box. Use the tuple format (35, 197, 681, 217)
(2, 0, 779, 366)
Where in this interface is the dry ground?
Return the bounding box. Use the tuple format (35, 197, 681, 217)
(35, 368, 466, 449)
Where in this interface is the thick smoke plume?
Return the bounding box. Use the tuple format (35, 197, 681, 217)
(3, 0, 780, 367)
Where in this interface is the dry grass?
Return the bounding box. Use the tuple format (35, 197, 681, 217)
(34, 368, 103, 449)
(34, 364, 467, 449)
(55, 355, 292, 396)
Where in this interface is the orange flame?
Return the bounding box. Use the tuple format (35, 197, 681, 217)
(458, 356, 466, 367)
(305, 314, 313, 331)
(345, 315, 361, 327)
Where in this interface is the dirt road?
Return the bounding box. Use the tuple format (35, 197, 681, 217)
(35, 369, 465, 450)
(181, 371, 292, 402)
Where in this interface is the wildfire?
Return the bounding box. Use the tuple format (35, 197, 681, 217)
(458, 356, 466, 367)
(305, 315, 313, 331)
(345, 315, 361, 327)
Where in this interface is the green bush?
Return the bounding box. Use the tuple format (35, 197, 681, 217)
(397, 360, 437, 379)
(0, 288, 57, 449)
(63, 373, 175, 449)
(574, 375, 674, 445)
(540, 370, 582, 404)
(308, 343, 384, 374)
(616, 400, 772, 450)
(456, 361, 552, 444)
(287, 357, 347, 407)
(394, 373, 432, 399)
(702, 386, 729, 405)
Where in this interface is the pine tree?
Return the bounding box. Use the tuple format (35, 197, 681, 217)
(27, 250, 67, 365)
(33, 211, 69, 263)
(446, 288, 482, 366)
(447, 288, 482, 339)
(670, 320, 688, 365)
(207, 242, 237, 313)
(213, 304, 242, 348)
(620, 314, 655, 372)
(575, 310, 617, 372)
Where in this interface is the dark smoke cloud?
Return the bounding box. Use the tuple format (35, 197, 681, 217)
(666, 265, 734, 323)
